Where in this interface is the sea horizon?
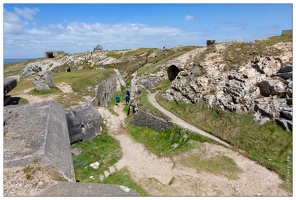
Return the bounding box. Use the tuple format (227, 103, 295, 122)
(4, 58, 33, 65)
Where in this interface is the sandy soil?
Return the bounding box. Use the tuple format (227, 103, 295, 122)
(98, 104, 290, 196)
(8, 82, 290, 197)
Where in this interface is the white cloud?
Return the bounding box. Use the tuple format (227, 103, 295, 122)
(185, 15, 194, 21)
(4, 8, 208, 58)
(14, 7, 39, 20)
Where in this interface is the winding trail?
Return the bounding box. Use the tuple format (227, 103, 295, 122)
(97, 103, 289, 196)
(147, 92, 230, 147)
(12, 82, 288, 196)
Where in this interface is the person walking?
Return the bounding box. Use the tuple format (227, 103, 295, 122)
(115, 95, 120, 107)
(125, 94, 130, 104)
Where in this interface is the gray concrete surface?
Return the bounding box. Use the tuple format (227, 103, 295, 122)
(35, 182, 141, 196)
(3, 101, 75, 182)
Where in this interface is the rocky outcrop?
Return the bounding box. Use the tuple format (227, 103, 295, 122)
(65, 101, 103, 144)
(163, 51, 293, 131)
(4, 77, 18, 96)
(33, 70, 56, 91)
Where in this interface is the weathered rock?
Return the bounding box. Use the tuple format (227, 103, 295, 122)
(4, 77, 18, 95)
(114, 69, 126, 87)
(65, 101, 103, 144)
(38, 70, 56, 87)
(163, 50, 292, 130)
(35, 82, 50, 91)
(33, 70, 56, 91)
(275, 118, 292, 132)
(89, 161, 100, 169)
(281, 107, 292, 120)
(92, 75, 117, 107)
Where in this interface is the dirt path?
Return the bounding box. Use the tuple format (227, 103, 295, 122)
(148, 92, 229, 147)
(97, 104, 289, 196)
(13, 83, 289, 196)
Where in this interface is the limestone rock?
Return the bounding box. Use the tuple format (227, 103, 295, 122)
(33, 70, 56, 91)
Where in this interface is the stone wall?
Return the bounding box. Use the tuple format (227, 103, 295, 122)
(65, 101, 103, 144)
(131, 109, 173, 132)
(92, 75, 117, 107)
(3, 101, 75, 182)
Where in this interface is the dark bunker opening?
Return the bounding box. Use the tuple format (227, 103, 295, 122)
(167, 65, 180, 81)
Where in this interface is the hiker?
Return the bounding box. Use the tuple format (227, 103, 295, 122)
(126, 90, 130, 96)
(125, 95, 130, 104)
(115, 95, 120, 106)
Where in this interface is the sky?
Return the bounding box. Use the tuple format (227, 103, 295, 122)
(2, 1, 293, 59)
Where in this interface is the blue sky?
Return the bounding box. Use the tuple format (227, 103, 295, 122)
(2, 2, 293, 59)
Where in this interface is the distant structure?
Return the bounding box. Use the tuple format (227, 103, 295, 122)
(93, 44, 104, 52)
(207, 40, 216, 46)
(282, 30, 292, 36)
(45, 50, 64, 58)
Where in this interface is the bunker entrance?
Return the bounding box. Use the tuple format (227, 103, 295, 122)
(46, 52, 54, 58)
(167, 65, 180, 81)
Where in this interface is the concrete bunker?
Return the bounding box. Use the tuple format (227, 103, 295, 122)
(45, 51, 64, 58)
(167, 65, 180, 81)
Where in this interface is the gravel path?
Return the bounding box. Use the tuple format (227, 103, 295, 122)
(7, 82, 289, 196)
(147, 92, 230, 147)
(97, 104, 289, 196)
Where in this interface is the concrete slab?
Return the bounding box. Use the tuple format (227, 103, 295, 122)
(3, 101, 75, 182)
(35, 182, 141, 196)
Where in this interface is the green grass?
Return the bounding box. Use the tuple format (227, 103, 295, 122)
(71, 124, 122, 183)
(53, 68, 115, 97)
(107, 91, 128, 107)
(138, 91, 170, 121)
(181, 154, 243, 180)
(137, 46, 197, 76)
(221, 35, 292, 70)
(71, 124, 149, 196)
(156, 92, 292, 190)
(28, 86, 62, 95)
(128, 124, 217, 157)
(102, 167, 149, 196)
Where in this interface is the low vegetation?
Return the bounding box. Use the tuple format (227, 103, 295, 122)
(221, 35, 292, 69)
(4, 35, 293, 193)
(71, 115, 148, 196)
(181, 154, 242, 180)
(155, 92, 292, 190)
(53, 68, 115, 97)
(128, 124, 218, 157)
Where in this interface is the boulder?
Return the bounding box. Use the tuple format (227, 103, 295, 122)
(257, 80, 283, 97)
(38, 70, 56, 87)
(4, 77, 18, 95)
(33, 70, 56, 91)
(275, 118, 292, 132)
(35, 82, 50, 91)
